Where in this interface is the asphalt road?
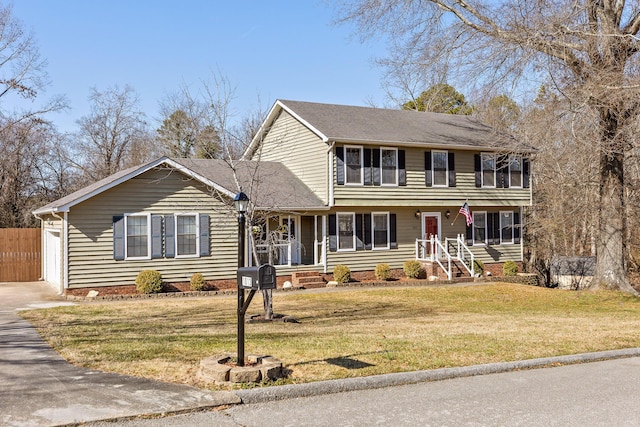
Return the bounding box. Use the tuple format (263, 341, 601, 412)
(84, 356, 640, 427)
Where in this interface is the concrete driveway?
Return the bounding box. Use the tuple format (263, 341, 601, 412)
(0, 281, 239, 427)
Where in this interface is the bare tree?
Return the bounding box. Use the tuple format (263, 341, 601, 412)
(336, 0, 640, 294)
(72, 85, 150, 182)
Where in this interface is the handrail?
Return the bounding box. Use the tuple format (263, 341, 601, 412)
(456, 234, 475, 276)
(432, 236, 452, 280)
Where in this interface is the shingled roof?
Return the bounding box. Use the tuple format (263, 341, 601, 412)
(249, 99, 523, 156)
(33, 157, 326, 215)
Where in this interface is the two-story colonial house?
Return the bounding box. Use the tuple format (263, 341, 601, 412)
(34, 100, 531, 294)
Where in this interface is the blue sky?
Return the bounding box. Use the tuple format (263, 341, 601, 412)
(11, 1, 388, 133)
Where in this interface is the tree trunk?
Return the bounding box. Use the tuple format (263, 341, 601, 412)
(590, 112, 638, 294)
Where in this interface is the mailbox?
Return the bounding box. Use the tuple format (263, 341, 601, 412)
(237, 264, 277, 290)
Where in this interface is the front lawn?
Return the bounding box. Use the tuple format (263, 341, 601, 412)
(20, 283, 640, 389)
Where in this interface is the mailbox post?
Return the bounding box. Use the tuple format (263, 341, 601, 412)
(234, 191, 249, 366)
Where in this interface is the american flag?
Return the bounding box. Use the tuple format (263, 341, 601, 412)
(459, 202, 472, 226)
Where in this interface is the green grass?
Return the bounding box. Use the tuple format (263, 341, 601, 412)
(20, 283, 640, 389)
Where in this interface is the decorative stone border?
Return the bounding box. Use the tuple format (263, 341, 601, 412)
(198, 353, 285, 384)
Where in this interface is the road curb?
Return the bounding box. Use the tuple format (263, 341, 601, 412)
(233, 348, 640, 404)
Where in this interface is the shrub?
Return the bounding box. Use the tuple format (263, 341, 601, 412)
(403, 260, 424, 279)
(135, 270, 163, 294)
(473, 259, 484, 276)
(190, 272, 206, 291)
(333, 265, 351, 283)
(375, 263, 392, 281)
(503, 261, 519, 276)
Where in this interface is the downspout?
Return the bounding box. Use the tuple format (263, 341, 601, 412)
(51, 211, 68, 292)
(327, 141, 335, 208)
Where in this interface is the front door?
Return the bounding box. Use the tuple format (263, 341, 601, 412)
(424, 215, 439, 239)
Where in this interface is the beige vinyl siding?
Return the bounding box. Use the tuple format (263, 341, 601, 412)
(253, 111, 328, 202)
(471, 243, 522, 264)
(334, 146, 531, 207)
(66, 168, 238, 289)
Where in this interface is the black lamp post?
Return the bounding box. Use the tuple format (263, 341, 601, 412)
(234, 191, 249, 366)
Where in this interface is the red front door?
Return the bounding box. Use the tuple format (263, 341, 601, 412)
(424, 216, 438, 239)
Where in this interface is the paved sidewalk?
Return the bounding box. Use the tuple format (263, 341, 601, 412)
(0, 282, 239, 427)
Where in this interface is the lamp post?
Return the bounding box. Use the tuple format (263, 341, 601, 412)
(234, 191, 249, 366)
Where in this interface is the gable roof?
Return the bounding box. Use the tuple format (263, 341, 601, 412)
(247, 99, 525, 158)
(33, 157, 327, 215)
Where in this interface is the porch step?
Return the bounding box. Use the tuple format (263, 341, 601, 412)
(423, 259, 472, 280)
(291, 271, 326, 289)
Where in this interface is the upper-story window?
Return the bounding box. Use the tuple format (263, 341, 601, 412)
(481, 153, 496, 187)
(432, 151, 448, 187)
(509, 155, 522, 188)
(345, 146, 363, 185)
(381, 148, 398, 185)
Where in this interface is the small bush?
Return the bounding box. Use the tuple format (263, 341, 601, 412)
(333, 265, 351, 283)
(473, 259, 484, 276)
(403, 260, 424, 279)
(135, 270, 163, 294)
(375, 263, 392, 281)
(190, 272, 206, 291)
(503, 261, 519, 276)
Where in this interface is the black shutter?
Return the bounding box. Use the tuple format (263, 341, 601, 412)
(113, 215, 125, 260)
(390, 213, 398, 249)
(425, 151, 432, 187)
(164, 215, 175, 258)
(474, 154, 481, 187)
(398, 150, 406, 186)
(199, 214, 210, 256)
(363, 148, 372, 186)
(448, 152, 456, 187)
(151, 215, 163, 259)
(355, 214, 364, 250)
(514, 210, 521, 244)
(488, 213, 500, 245)
(466, 222, 473, 246)
(328, 214, 337, 252)
(372, 148, 381, 186)
(336, 146, 345, 185)
(523, 158, 531, 188)
(364, 213, 372, 250)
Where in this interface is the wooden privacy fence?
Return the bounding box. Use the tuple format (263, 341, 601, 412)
(0, 228, 41, 282)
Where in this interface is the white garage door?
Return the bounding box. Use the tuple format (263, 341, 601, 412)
(44, 230, 61, 292)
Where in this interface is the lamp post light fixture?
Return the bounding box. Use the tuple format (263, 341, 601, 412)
(234, 191, 249, 366)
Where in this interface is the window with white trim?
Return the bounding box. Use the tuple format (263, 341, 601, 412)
(509, 155, 522, 188)
(500, 211, 514, 244)
(345, 146, 363, 184)
(372, 212, 390, 249)
(432, 150, 448, 186)
(481, 153, 496, 187)
(337, 212, 356, 251)
(176, 213, 199, 257)
(125, 213, 150, 259)
(473, 211, 487, 245)
(380, 148, 398, 185)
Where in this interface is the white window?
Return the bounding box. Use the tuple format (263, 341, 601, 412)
(337, 212, 356, 251)
(345, 146, 363, 185)
(509, 155, 522, 188)
(473, 211, 487, 245)
(500, 211, 514, 244)
(372, 212, 390, 249)
(125, 213, 150, 259)
(432, 150, 448, 186)
(381, 148, 398, 185)
(481, 153, 496, 187)
(175, 213, 199, 257)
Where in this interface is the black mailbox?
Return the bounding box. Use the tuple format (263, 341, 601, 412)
(237, 264, 277, 290)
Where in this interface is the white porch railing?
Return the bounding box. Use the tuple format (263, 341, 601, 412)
(416, 234, 475, 279)
(252, 242, 293, 267)
(415, 235, 452, 280)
